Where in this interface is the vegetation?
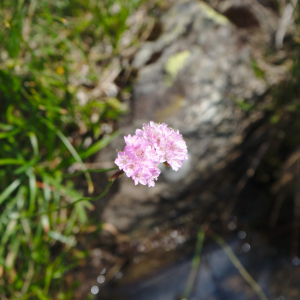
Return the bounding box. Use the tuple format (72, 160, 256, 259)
(0, 0, 144, 299)
(1, 0, 300, 299)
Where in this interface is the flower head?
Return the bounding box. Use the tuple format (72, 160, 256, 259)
(114, 121, 188, 186)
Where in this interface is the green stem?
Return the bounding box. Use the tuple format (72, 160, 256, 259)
(63, 167, 118, 178)
(181, 227, 205, 299)
(208, 230, 268, 300)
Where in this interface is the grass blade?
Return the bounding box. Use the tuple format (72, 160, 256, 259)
(23, 180, 114, 219)
(21, 259, 34, 295)
(79, 130, 120, 159)
(0, 123, 14, 131)
(182, 227, 205, 299)
(28, 132, 39, 157)
(63, 167, 118, 178)
(0, 179, 21, 205)
(48, 231, 76, 247)
(0, 128, 20, 139)
(40, 118, 94, 194)
(0, 158, 24, 166)
(31, 285, 51, 300)
(27, 169, 37, 213)
(13, 157, 39, 175)
(207, 230, 268, 300)
(74, 201, 88, 224)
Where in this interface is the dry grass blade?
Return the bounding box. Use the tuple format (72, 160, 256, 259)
(22, 0, 38, 41)
(21, 260, 34, 295)
(275, 0, 298, 49)
(207, 229, 268, 300)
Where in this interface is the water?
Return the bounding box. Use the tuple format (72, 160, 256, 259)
(96, 231, 300, 300)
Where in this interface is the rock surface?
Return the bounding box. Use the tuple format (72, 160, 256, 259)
(97, 0, 279, 235)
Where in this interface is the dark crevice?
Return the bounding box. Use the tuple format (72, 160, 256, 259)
(146, 22, 163, 41)
(145, 50, 163, 65)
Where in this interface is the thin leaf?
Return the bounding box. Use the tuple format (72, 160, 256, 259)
(40, 118, 94, 194)
(44, 176, 84, 200)
(0, 179, 21, 205)
(182, 227, 205, 299)
(0, 158, 24, 166)
(27, 169, 37, 213)
(31, 285, 51, 300)
(80, 130, 120, 159)
(22, 180, 114, 219)
(48, 231, 76, 247)
(208, 230, 268, 300)
(0, 123, 14, 131)
(0, 128, 20, 139)
(75, 202, 88, 224)
(41, 215, 50, 233)
(44, 263, 54, 293)
(42, 181, 51, 202)
(63, 167, 118, 178)
(0, 220, 18, 257)
(28, 132, 39, 157)
(21, 259, 34, 295)
(13, 157, 39, 175)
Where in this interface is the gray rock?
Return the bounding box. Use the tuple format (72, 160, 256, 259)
(97, 0, 277, 235)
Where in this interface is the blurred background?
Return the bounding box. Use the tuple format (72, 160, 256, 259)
(1, 0, 300, 299)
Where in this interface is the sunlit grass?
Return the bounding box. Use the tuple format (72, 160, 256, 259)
(0, 0, 143, 299)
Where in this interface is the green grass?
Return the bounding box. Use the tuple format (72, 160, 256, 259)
(0, 0, 144, 299)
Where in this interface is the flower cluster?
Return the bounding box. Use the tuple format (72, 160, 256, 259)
(115, 121, 188, 187)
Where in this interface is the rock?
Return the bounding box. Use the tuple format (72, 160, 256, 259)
(97, 0, 279, 235)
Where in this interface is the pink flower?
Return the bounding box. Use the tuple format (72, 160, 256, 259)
(114, 121, 188, 186)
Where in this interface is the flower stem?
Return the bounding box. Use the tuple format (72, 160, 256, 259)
(163, 161, 171, 168)
(108, 170, 124, 181)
